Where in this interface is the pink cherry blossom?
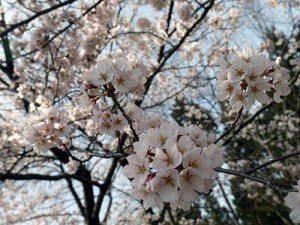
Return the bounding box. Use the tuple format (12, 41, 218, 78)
(182, 149, 212, 178)
(146, 122, 178, 148)
(123, 154, 149, 186)
(131, 185, 164, 210)
(152, 139, 182, 170)
(148, 168, 179, 202)
(179, 167, 205, 192)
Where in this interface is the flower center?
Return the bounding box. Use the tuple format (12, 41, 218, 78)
(190, 159, 201, 169)
(159, 134, 167, 145)
(235, 69, 245, 77)
(163, 155, 173, 166)
(164, 176, 175, 187)
(178, 146, 186, 155)
(183, 172, 193, 184)
(225, 84, 234, 95)
(135, 165, 146, 175)
(116, 76, 125, 85)
(139, 190, 149, 198)
(100, 72, 107, 81)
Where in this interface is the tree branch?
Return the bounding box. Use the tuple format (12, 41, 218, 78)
(222, 101, 275, 146)
(135, 0, 215, 107)
(0, 172, 101, 187)
(215, 107, 243, 144)
(92, 158, 119, 223)
(0, 0, 77, 38)
(245, 149, 300, 174)
(215, 167, 290, 194)
(65, 176, 85, 218)
(217, 179, 241, 225)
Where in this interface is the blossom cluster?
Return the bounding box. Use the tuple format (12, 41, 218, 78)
(90, 106, 127, 136)
(23, 106, 72, 153)
(284, 181, 300, 223)
(79, 52, 148, 103)
(76, 51, 150, 137)
(216, 48, 291, 111)
(123, 122, 225, 210)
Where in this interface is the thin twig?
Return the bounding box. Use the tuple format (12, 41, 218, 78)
(217, 179, 241, 225)
(222, 102, 274, 146)
(0, 0, 77, 38)
(245, 150, 300, 174)
(215, 107, 243, 144)
(215, 167, 290, 194)
(105, 85, 139, 141)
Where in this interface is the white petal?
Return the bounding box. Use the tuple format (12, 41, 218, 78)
(255, 91, 269, 104)
(284, 192, 300, 209)
(123, 164, 135, 178)
(290, 206, 300, 223)
(158, 185, 178, 202)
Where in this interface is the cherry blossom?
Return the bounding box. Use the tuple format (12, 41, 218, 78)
(284, 181, 300, 223)
(152, 139, 182, 170)
(216, 48, 291, 111)
(148, 168, 179, 202)
(23, 106, 72, 153)
(123, 154, 149, 186)
(123, 122, 225, 210)
(86, 58, 115, 86)
(170, 189, 199, 211)
(131, 185, 164, 210)
(2, 0, 298, 223)
(146, 122, 179, 148)
(179, 167, 205, 193)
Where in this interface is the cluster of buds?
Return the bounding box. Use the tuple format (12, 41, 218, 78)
(216, 48, 291, 111)
(24, 106, 71, 153)
(123, 122, 225, 210)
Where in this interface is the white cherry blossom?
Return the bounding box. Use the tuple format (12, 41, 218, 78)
(284, 181, 300, 223)
(152, 139, 182, 170)
(179, 167, 205, 192)
(123, 122, 224, 211)
(216, 48, 291, 111)
(170, 189, 199, 211)
(86, 58, 115, 86)
(112, 71, 136, 93)
(148, 168, 179, 202)
(131, 185, 164, 210)
(146, 122, 179, 148)
(182, 149, 212, 178)
(176, 135, 195, 155)
(123, 154, 149, 186)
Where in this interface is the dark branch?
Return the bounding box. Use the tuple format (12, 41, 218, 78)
(245, 150, 300, 174)
(0, 0, 77, 38)
(215, 107, 243, 144)
(136, 0, 215, 107)
(215, 167, 290, 194)
(92, 158, 119, 223)
(0, 172, 101, 187)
